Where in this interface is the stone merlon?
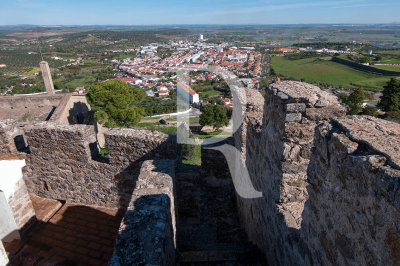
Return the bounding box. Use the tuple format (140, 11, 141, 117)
(271, 80, 341, 107)
(332, 115, 400, 169)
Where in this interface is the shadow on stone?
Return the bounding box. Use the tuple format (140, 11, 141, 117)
(68, 102, 92, 125)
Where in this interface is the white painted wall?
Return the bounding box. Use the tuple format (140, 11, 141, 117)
(191, 94, 199, 104)
(0, 190, 19, 244)
(0, 240, 9, 266)
(0, 159, 26, 244)
(0, 159, 26, 201)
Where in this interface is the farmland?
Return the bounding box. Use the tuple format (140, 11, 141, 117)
(270, 55, 394, 91)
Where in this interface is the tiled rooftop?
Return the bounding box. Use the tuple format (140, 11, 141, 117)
(9, 196, 124, 266)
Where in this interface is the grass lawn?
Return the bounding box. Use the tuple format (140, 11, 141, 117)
(271, 56, 393, 91)
(372, 65, 400, 71)
(194, 131, 232, 139)
(156, 126, 177, 135)
(136, 121, 161, 127)
(200, 90, 221, 98)
(65, 75, 97, 88)
(189, 117, 200, 124)
(183, 145, 202, 166)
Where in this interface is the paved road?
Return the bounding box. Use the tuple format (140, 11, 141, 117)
(261, 53, 270, 79)
(188, 107, 201, 117)
(257, 53, 270, 90)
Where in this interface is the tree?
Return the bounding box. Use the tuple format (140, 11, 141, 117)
(362, 56, 372, 64)
(199, 104, 229, 130)
(346, 87, 366, 115)
(375, 55, 383, 61)
(378, 78, 400, 112)
(385, 111, 400, 123)
(86, 79, 144, 128)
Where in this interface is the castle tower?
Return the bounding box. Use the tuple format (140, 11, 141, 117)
(39, 61, 55, 95)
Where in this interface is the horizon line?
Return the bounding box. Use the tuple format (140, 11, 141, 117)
(1, 22, 400, 27)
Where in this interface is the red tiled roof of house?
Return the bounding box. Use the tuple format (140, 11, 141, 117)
(178, 81, 197, 96)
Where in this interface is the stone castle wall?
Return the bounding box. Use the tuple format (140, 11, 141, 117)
(0, 120, 18, 154)
(49, 94, 92, 125)
(0, 120, 178, 264)
(18, 122, 177, 208)
(6, 172, 36, 235)
(231, 82, 345, 264)
(303, 116, 400, 265)
(0, 154, 36, 246)
(0, 95, 64, 122)
(217, 81, 400, 265)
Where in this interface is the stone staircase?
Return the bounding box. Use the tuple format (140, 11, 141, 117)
(178, 242, 266, 265)
(175, 164, 267, 266)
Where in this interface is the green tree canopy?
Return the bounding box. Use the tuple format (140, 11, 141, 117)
(199, 104, 229, 130)
(362, 56, 372, 64)
(378, 78, 400, 112)
(86, 79, 145, 128)
(346, 87, 366, 115)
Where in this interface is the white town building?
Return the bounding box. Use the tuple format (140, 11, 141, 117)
(177, 81, 199, 104)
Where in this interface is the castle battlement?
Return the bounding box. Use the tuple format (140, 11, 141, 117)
(1, 80, 400, 265)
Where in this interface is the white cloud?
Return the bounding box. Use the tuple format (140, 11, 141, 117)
(331, 3, 389, 8)
(193, 0, 368, 17)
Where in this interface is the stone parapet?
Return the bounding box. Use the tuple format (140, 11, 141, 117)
(232, 81, 346, 265)
(105, 128, 177, 168)
(110, 160, 175, 266)
(304, 116, 400, 265)
(0, 119, 19, 154)
(19, 122, 177, 208)
(0, 95, 64, 122)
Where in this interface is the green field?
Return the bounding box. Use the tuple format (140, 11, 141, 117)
(372, 65, 400, 71)
(375, 56, 400, 65)
(375, 50, 400, 56)
(271, 56, 394, 91)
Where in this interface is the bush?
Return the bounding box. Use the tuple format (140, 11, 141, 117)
(361, 106, 378, 117)
(385, 111, 400, 123)
(182, 144, 196, 160)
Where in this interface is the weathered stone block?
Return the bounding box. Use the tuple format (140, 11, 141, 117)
(285, 103, 306, 113)
(277, 91, 289, 100)
(285, 113, 302, 122)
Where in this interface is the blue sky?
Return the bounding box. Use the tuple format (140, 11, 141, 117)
(0, 0, 399, 25)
